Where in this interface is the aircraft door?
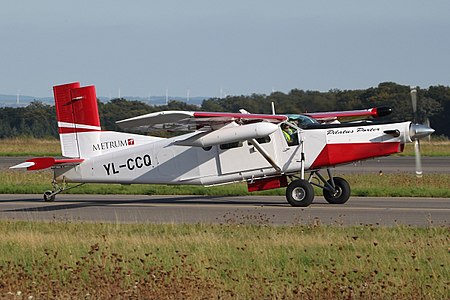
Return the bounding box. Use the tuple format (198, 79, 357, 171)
(218, 136, 277, 175)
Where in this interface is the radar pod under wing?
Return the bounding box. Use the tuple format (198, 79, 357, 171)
(116, 111, 288, 132)
(10, 157, 84, 171)
(305, 106, 392, 123)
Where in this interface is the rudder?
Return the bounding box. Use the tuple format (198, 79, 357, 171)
(53, 82, 101, 158)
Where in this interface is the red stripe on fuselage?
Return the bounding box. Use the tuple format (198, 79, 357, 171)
(310, 142, 402, 169)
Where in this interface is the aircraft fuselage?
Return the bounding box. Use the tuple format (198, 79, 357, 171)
(55, 121, 411, 186)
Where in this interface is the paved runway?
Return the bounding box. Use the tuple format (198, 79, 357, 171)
(0, 194, 448, 226)
(1, 157, 449, 226)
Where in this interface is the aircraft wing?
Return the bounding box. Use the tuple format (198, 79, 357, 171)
(10, 157, 84, 171)
(117, 110, 288, 132)
(305, 106, 392, 123)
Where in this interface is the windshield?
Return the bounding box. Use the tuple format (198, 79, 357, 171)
(286, 114, 319, 128)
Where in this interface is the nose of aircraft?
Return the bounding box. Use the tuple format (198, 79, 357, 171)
(409, 123, 435, 140)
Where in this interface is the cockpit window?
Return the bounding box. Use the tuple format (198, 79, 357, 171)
(286, 114, 319, 128)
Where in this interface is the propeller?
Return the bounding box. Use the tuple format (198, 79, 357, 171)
(425, 117, 431, 142)
(409, 87, 436, 177)
(410, 87, 418, 123)
(410, 88, 421, 177)
(414, 137, 422, 177)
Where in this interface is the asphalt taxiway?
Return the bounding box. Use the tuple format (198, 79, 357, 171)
(1, 156, 449, 226)
(0, 194, 448, 226)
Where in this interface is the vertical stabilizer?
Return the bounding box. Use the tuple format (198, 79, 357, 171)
(53, 82, 101, 158)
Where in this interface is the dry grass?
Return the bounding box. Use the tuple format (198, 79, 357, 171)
(400, 140, 450, 156)
(0, 221, 448, 299)
(347, 173, 450, 197)
(0, 137, 61, 156)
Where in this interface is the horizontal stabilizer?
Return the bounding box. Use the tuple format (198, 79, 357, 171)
(10, 157, 84, 171)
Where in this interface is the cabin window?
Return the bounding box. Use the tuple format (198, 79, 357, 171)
(220, 141, 243, 150)
(282, 123, 299, 146)
(202, 146, 212, 151)
(255, 136, 271, 144)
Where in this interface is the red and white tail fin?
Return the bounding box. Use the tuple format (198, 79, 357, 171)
(53, 82, 159, 159)
(53, 82, 102, 158)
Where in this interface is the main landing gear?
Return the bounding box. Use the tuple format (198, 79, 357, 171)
(285, 169, 351, 207)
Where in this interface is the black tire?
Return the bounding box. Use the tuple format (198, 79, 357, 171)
(323, 177, 350, 204)
(43, 191, 56, 202)
(286, 179, 315, 207)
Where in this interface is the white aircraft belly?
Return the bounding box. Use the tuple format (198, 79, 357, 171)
(56, 131, 286, 185)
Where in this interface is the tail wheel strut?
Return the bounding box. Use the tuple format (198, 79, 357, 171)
(43, 176, 84, 202)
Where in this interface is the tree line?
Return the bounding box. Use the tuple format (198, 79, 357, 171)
(1, 82, 449, 139)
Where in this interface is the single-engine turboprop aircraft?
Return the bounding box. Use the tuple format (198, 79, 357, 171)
(11, 82, 434, 207)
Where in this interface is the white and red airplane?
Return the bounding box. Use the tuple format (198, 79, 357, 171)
(11, 82, 434, 206)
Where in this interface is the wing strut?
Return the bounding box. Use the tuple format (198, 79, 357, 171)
(248, 139, 282, 172)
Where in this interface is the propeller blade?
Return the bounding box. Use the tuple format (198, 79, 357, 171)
(414, 139, 423, 178)
(410, 88, 418, 123)
(425, 117, 431, 142)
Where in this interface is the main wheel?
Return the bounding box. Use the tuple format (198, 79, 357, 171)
(43, 191, 56, 202)
(323, 177, 350, 204)
(286, 179, 315, 207)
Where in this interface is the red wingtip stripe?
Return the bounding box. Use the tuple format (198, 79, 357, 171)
(25, 157, 84, 170)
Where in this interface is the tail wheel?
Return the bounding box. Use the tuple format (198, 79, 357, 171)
(286, 179, 314, 207)
(43, 191, 56, 202)
(323, 177, 350, 204)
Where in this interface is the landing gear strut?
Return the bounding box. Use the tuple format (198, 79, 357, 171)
(286, 169, 351, 207)
(43, 175, 84, 202)
(322, 177, 351, 204)
(309, 169, 351, 205)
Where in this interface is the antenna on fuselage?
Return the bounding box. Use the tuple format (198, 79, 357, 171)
(271, 102, 276, 115)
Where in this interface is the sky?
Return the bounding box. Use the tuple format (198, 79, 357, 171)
(1, 0, 449, 98)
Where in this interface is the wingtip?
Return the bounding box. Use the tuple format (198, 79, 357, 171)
(10, 162, 36, 169)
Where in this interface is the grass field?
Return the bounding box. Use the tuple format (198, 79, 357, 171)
(0, 137, 61, 156)
(0, 221, 448, 299)
(0, 137, 449, 156)
(1, 170, 450, 198)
